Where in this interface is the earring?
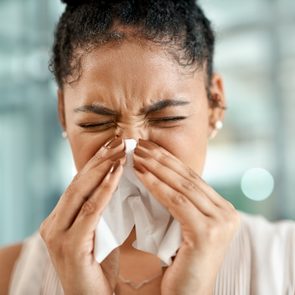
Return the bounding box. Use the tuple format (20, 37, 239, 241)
(62, 131, 67, 139)
(210, 120, 223, 139)
(215, 120, 223, 130)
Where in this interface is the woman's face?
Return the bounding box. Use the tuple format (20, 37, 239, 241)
(58, 41, 225, 174)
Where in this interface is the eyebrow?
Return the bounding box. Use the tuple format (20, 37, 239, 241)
(140, 99, 190, 115)
(73, 99, 190, 116)
(73, 104, 118, 116)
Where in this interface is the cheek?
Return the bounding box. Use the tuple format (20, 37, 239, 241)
(152, 121, 208, 174)
(68, 131, 111, 171)
(64, 100, 114, 171)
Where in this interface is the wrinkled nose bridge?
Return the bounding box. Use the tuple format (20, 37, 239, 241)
(115, 123, 146, 141)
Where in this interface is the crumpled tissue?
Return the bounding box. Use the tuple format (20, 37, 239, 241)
(94, 139, 181, 266)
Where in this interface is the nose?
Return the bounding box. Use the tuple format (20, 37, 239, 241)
(115, 124, 148, 142)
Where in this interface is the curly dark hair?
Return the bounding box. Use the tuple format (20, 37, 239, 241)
(49, 0, 215, 96)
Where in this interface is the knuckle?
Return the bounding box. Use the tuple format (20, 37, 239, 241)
(230, 210, 241, 228)
(72, 172, 81, 182)
(93, 149, 104, 161)
(219, 210, 241, 234)
(181, 180, 197, 192)
(149, 177, 160, 188)
(170, 193, 187, 206)
(65, 182, 76, 197)
(43, 232, 61, 254)
(39, 215, 55, 240)
(39, 221, 72, 258)
(160, 153, 170, 164)
(187, 167, 198, 180)
(46, 234, 56, 249)
(101, 181, 113, 192)
(81, 199, 98, 216)
(39, 220, 47, 239)
(152, 149, 165, 161)
(64, 181, 81, 201)
(150, 157, 161, 170)
(204, 223, 220, 242)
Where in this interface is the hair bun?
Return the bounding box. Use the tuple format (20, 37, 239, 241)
(61, 0, 92, 6)
(61, 0, 197, 7)
(61, 0, 78, 5)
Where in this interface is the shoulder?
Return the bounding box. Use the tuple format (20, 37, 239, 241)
(237, 210, 295, 293)
(4, 232, 51, 295)
(0, 243, 23, 294)
(238, 210, 295, 242)
(238, 210, 295, 252)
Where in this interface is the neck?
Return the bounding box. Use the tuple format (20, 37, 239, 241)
(120, 227, 137, 252)
(118, 227, 163, 276)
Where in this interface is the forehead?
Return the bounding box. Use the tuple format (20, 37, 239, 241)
(80, 41, 193, 84)
(64, 41, 206, 109)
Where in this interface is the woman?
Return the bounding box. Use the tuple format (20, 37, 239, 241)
(0, 0, 294, 294)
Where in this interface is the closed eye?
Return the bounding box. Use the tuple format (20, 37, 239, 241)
(149, 116, 187, 123)
(78, 121, 116, 129)
(77, 116, 187, 131)
(148, 116, 187, 127)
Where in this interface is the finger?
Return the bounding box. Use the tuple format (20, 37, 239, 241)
(51, 138, 125, 231)
(134, 166, 208, 230)
(136, 139, 229, 209)
(81, 137, 125, 174)
(53, 153, 125, 232)
(70, 161, 123, 239)
(134, 153, 217, 217)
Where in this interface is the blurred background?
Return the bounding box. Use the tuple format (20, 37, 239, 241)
(0, 0, 294, 246)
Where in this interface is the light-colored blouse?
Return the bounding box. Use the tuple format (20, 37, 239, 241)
(8, 211, 295, 295)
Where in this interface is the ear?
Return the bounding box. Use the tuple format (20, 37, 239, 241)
(57, 89, 66, 131)
(207, 73, 227, 138)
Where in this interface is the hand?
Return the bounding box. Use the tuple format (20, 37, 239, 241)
(133, 139, 241, 295)
(40, 138, 126, 295)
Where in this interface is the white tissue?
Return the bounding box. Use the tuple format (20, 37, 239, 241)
(94, 139, 181, 266)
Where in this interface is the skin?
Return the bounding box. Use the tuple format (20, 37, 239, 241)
(0, 244, 22, 295)
(5, 39, 240, 295)
(59, 41, 219, 172)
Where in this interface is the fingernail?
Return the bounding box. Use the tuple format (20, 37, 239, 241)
(138, 139, 156, 149)
(105, 137, 122, 149)
(110, 160, 121, 174)
(138, 138, 145, 146)
(134, 164, 147, 174)
(103, 138, 114, 149)
(134, 147, 150, 158)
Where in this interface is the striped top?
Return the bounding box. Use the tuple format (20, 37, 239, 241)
(8, 211, 295, 295)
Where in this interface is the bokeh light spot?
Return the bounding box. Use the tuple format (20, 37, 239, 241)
(241, 168, 274, 201)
